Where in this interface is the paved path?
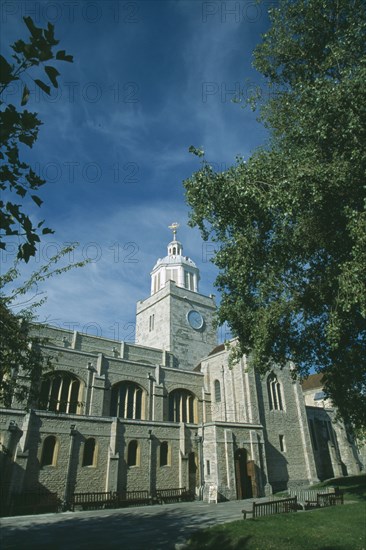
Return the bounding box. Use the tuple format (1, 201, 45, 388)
(0, 498, 267, 549)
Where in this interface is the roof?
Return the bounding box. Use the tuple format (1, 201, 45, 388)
(208, 343, 226, 356)
(301, 373, 324, 391)
(152, 254, 197, 270)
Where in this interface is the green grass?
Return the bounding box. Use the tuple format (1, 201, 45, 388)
(186, 475, 366, 550)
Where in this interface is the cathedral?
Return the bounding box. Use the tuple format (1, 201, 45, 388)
(0, 226, 363, 512)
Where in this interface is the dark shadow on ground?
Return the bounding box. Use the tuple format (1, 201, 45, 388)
(1, 505, 241, 550)
(321, 474, 366, 501)
(186, 531, 252, 549)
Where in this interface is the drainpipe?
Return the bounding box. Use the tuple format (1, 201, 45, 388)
(195, 431, 203, 500)
(149, 430, 155, 498)
(63, 424, 77, 509)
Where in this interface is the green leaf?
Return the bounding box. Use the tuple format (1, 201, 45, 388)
(21, 84, 30, 106)
(42, 227, 54, 235)
(56, 50, 73, 63)
(23, 17, 42, 39)
(44, 65, 60, 88)
(34, 79, 51, 95)
(0, 55, 13, 86)
(31, 195, 43, 207)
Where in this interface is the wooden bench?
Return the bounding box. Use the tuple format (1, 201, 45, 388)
(114, 490, 152, 508)
(70, 491, 115, 511)
(243, 496, 298, 519)
(305, 490, 344, 510)
(155, 487, 193, 504)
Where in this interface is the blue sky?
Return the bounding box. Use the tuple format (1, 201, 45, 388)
(1, 0, 273, 342)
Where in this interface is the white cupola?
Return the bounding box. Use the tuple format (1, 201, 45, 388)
(150, 223, 200, 295)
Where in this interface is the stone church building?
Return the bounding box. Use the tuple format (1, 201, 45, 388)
(0, 228, 363, 509)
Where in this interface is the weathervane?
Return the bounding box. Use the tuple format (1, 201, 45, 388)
(168, 222, 179, 240)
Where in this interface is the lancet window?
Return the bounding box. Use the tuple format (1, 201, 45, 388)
(82, 438, 97, 467)
(160, 441, 170, 466)
(41, 435, 58, 467)
(127, 440, 139, 466)
(214, 379, 221, 402)
(267, 372, 284, 411)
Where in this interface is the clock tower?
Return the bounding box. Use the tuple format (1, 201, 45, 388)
(135, 224, 217, 370)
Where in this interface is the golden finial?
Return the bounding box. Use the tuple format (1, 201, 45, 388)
(168, 222, 179, 240)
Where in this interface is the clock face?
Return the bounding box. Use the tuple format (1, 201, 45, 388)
(187, 310, 204, 330)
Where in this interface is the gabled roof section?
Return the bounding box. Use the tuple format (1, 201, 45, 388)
(301, 373, 324, 391)
(207, 343, 226, 356)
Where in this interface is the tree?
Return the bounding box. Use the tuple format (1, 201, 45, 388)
(0, 244, 87, 407)
(0, 19, 85, 407)
(184, 0, 366, 429)
(0, 16, 73, 262)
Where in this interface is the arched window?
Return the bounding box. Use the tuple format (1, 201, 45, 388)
(267, 373, 284, 411)
(168, 389, 196, 423)
(41, 436, 57, 467)
(160, 441, 169, 467)
(82, 438, 97, 467)
(214, 380, 221, 402)
(110, 382, 144, 419)
(39, 371, 82, 414)
(127, 440, 139, 466)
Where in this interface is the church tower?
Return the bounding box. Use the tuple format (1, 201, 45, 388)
(135, 223, 217, 370)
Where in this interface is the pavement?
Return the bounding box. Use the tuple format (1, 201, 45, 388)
(0, 497, 268, 550)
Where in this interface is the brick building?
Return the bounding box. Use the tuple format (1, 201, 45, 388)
(0, 227, 363, 510)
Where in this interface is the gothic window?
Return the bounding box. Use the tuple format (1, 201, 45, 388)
(160, 441, 169, 467)
(267, 373, 284, 411)
(82, 438, 97, 467)
(214, 379, 221, 402)
(168, 389, 196, 423)
(41, 436, 58, 467)
(110, 382, 144, 419)
(39, 372, 82, 414)
(279, 434, 286, 452)
(149, 314, 155, 331)
(127, 440, 139, 466)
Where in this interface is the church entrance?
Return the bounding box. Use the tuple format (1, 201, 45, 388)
(188, 452, 197, 495)
(234, 449, 257, 499)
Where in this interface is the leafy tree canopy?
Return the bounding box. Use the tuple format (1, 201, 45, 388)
(184, 0, 366, 429)
(0, 16, 73, 262)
